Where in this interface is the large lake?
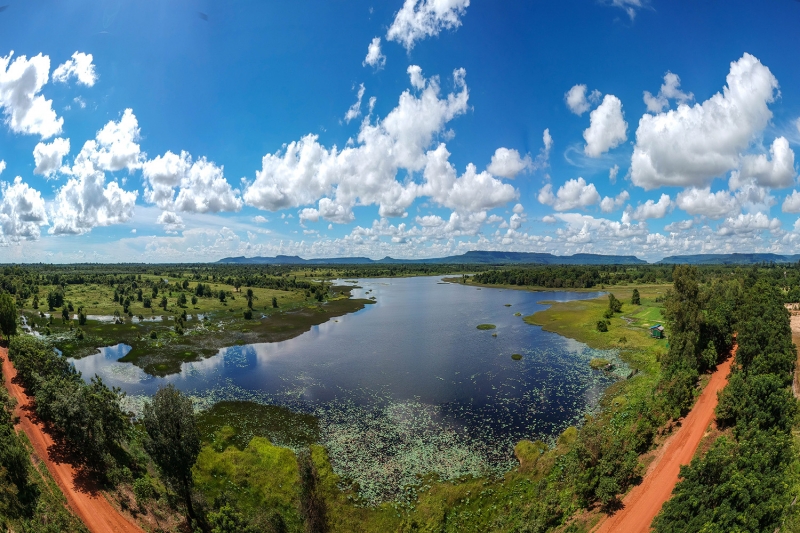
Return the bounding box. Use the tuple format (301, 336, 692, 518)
(71, 277, 625, 502)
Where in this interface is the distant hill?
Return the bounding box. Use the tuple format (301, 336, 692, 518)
(217, 251, 647, 265)
(657, 253, 800, 265)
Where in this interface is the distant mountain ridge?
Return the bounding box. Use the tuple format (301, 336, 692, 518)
(657, 253, 800, 265)
(217, 251, 647, 265)
(216, 251, 800, 266)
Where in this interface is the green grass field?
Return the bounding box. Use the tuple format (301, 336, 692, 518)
(523, 285, 669, 374)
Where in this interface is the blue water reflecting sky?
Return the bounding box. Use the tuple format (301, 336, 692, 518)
(71, 277, 624, 482)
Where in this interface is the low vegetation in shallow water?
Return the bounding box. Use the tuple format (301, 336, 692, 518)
(197, 401, 320, 451)
(589, 357, 611, 370)
(511, 353, 522, 360)
(476, 324, 496, 330)
(194, 437, 304, 530)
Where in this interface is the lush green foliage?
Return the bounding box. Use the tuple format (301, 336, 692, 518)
(658, 266, 738, 417)
(143, 384, 201, 520)
(8, 335, 131, 476)
(654, 278, 798, 532)
(0, 293, 16, 338)
(472, 265, 672, 288)
(0, 356, 88, 532)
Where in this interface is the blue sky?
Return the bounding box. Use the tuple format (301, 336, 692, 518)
(1, 0, 800, 262)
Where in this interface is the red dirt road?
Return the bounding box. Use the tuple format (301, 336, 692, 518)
(593, 350, 734, 533)
(1, 346, 144, 533)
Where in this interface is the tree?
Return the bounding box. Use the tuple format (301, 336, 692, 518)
(160, 296, 168, 310)
(631, 288, 640, 305)
(143, 385, 201, 521)
(209, 504, 250, 533)
(47, 289, 63, 311)
(272, 297, 278, 308)
(219, 290, 226, 303)
(0, 293, 17, 338)
(608, 293, 622, 313)
(246, 288, 254, 309)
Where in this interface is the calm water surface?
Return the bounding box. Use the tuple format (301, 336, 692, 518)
(71, 277, 625, 501)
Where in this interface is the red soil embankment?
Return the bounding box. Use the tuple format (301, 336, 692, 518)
(592, 348, 734, 533)
(1, 346, 144, 533)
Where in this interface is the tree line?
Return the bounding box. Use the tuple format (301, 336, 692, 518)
(653, 274, 798, 531)
(471, 265, 673, 288)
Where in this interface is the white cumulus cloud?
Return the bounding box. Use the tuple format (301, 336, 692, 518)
(74, 108, 142, 172)
(142, 150, 242, 214)
(583, 94, 627, 157)
(33, 137, 70, 177)
(631, 53, 779, 190)
(643, 71, 693, 113)
(486, 147, 531, 178)
(729, 136, 796, 189)
(565, 84, 601, 115)
(717, 212, 780, 236)
(630, 193, 671, 220)
(0, 51, 63, 138)
(49, 111, 141, 235)
(387, 0, 470, 51)
(600, 190, 630, 213)
(421, 144, 517, 213)
(157, 210, 184, 233)
(52, 52, 97, 87)
(675, 187, 739, 219)
(538, 177, 600, 211)
(363, 37, 386, 69)
(0, 176, 48, 244)
(49, 168, 137, 235)
(243, 67, 514, 222)
(782, 190, 800, 213)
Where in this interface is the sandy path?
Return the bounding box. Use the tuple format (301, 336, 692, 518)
(1, 346, 144, 533)
(790, 314, 800, 398)
(592, 349, 734, 533)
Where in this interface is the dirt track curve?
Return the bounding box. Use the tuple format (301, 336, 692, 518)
(592, 348, 734, 533)
(1, 346, 144, 533)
